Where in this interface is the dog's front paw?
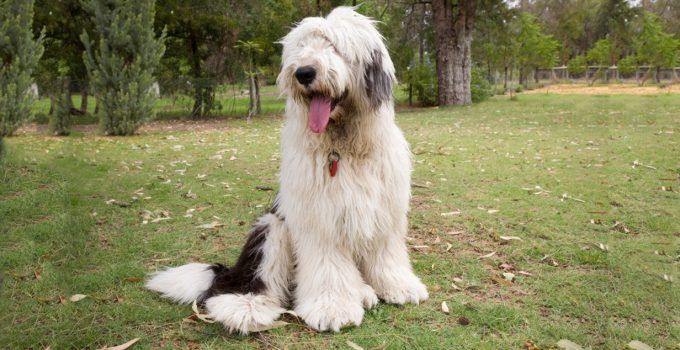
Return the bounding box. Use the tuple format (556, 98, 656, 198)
(358, 282, 379, 309)
(376, 274, 428, 305)
(295, 292, 365, 332)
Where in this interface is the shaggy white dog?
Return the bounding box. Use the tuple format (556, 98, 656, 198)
(146, 7, 428, 334)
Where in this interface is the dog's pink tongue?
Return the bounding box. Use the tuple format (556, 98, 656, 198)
(308, 95, 332, 133)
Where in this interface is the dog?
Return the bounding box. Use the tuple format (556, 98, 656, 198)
(146, 7, 428, 334)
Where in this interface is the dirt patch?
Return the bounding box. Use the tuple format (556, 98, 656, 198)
(524, 83, 680, 95)
(15, 116, 284, 136)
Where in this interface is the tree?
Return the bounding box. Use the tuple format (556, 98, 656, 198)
(155, 1, 241, 118)
(516, 13, 559, 87)
(235, 40, 263, 121)
(431, 0, 477, 106)
(586, 38, 614, 84)
(0, 0, 44, 137)
(81, 0, 166, 135)
(33, 1, 93, 116)
(635, 12, 679, 84)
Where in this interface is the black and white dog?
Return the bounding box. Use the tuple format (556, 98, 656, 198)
(146, 7, 428, 334)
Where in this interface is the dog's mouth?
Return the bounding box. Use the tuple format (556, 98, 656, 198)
(306, 92, 346, 134)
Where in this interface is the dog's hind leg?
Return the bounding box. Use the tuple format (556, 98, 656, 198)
(202, 212, 293, 334)
(146, 210, 293, 334)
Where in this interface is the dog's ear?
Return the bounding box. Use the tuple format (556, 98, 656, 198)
(364, 49, 395, 108)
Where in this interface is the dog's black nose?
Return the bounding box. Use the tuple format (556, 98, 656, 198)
(294, 66, 316, 86)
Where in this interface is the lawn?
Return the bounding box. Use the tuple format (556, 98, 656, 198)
(1, 93, 678, 349)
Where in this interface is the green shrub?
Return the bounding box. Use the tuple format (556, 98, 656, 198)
(0, 0, 44, 136)
(567, 55, 587, 75)
(471, 67, 492, 103)
(618, 55, 637, 75)
(403, 56, 437, 106)
(49, 83, 72, 136)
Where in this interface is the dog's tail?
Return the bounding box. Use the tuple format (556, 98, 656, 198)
(146, 212, 292, 334)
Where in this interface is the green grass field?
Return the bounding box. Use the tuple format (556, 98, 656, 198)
(1, 94, 679, 349)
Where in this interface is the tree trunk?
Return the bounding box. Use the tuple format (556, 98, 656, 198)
(49, 95, 55, 115)
(432, 0, 475, 106)
(503, 66, 508, 90)
(254, 75, 261, 115)
(80, 87, 88, 114)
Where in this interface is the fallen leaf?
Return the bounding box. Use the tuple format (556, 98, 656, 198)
(346, 340, 364, 350)
(556, 339, 584, 350)
(441, 301, 450, 314)
(480, 251, 496, 259)
(447, 230, 464, 235)
(441, 210, 461, 216)
(196, 221, 224, 229)
(34, 271, 42, 281)
(627, 340, 653, 350)
(69, 294, 87, 302)
(249, 320, 289, 332)
(445, 243, 453, 252)
(502, 272, 515, 281)
(452, 277, 464, 283)
(451, 283, 462, 291)
(500, 263, 514, 271)
(98, 338, 140, 350)
(597, 243, 609, 251)
(662, 274, 673, 282)
(58, 295, 66, 304)
(457, 316, 470, 325)
(499, 236, 523, 241)
(487, 209, 499, 214)
(518, 271, 533, 277)
(524, 340, 540, 350)
(191, 300, 215, 323)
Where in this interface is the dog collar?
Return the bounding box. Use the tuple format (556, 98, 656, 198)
(328, 151, 340, 177)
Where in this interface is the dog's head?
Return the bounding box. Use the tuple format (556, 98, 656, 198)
(277, 7, 396, 133)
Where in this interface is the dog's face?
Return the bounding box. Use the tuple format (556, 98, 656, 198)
(277, 8, 396, 134)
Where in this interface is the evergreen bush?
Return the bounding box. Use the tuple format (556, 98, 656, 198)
(81, 0, 165, 135)
(0, 0, 44, 137)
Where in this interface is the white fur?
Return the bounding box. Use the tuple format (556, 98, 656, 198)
(276, 7, 427, 332)
(205, 293, 285, 335)
(145, 263, 214, 304)
(146, 7, 427, 334)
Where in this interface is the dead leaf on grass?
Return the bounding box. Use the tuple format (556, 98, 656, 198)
(196, 221, 224, 230)
(502, 272, 515, 281)
(457, 317, 470, 325)
(191, 300, 215, 323)
(58, 295, 66, 304)
(524, 340, 540, 350)
(627, 340, 653, 350)
(499, 263, 514, 271)
(500, 236, 523, 241)
(98, 338, 140, 350)
(556, 339, 584, 350)
(440, 210, 461, 216)
(69, 294, 87, 302)
(441, 301, 450, 314)
(446, 243, 453, 252)
(447, 230, 464, 236)
(34, 271, 42, 281)
(346, 340, 364, 350)
(480, 251, 496, 259)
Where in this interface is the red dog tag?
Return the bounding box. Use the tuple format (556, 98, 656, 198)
(328, 152, 340, 177)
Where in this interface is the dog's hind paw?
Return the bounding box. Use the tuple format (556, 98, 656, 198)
(295, 292, 365, 332)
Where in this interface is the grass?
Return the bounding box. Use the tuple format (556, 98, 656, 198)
(1, 93, 679, 349)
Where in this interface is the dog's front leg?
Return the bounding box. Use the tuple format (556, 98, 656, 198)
(292, 235, 378, 332)
(361, 232, 429, 305)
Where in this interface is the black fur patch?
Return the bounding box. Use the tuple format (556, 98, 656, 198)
(199, 223, 268, 303)
(364, 49, 395, 108)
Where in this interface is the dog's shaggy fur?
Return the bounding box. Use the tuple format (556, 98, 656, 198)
(146, 7, 428, 334)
